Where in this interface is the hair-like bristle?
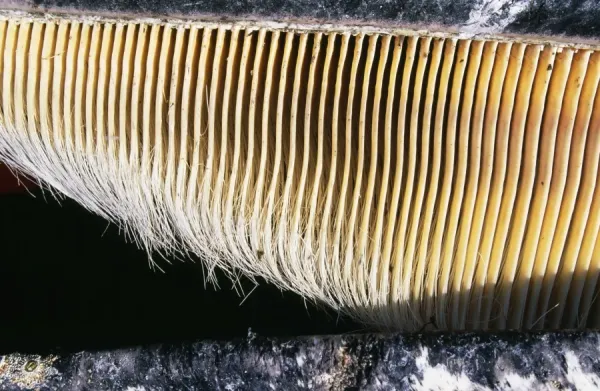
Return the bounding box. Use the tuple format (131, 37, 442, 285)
(0, 14, 599, 331)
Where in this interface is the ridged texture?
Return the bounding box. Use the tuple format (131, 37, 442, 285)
(0, 17, 599, 331)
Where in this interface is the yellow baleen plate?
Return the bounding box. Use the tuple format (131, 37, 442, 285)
(0, 17, 599, 331)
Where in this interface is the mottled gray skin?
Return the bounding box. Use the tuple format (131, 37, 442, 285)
(0, 0, 599, 38)
(2, 331, 600, 390)
(508, 0, 600, 37)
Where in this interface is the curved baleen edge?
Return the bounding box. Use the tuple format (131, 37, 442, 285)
(0, 15, 599, 331)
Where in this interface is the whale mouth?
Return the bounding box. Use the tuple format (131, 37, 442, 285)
(0, 13, 598, 335)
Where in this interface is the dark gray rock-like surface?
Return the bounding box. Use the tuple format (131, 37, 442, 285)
(2, 331, 600, 390)
(0, 0, 599, 38)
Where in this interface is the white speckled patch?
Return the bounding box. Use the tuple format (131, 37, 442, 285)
(406, 345, 600, 391)
(411, 347, 490, 391)
(465, 0, 529, 33)
(564, 350, 600, 390)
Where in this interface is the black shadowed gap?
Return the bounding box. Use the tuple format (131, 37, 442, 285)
(0, 189, 362, 355)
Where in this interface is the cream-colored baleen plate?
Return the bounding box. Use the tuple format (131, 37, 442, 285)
(0, 16, 599, 331)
